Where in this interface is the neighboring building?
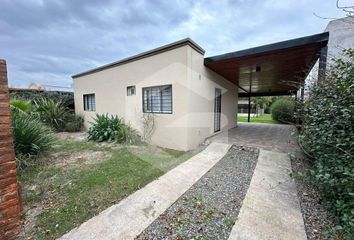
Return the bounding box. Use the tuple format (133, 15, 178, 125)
(73, 33, 328, 151)
(237, 98, 266, 115)
(305, 17, 354, 88)
(325, 16, 354, 60)
(28, 82, 73, 92)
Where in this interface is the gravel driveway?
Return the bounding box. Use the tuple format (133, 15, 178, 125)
(136, 145, 259, 239)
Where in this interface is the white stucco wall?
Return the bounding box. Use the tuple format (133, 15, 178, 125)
(305, 17, 354, 88)
(74, 43, 238, 151)
(325, 17, 354, 60)
(185, 46, 238, 149)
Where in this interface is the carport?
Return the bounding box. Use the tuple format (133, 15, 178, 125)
(204, 32, 329, 122)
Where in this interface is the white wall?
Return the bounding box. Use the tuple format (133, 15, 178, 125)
(74, 44, 238, 151)
(185, 46, 238, 149)
(74, 46, 191, 150)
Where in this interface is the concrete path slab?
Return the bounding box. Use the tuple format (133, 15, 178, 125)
(228, 149, 306, 240)
(60, 142, 232, 240)
(210, 123, 298, 153)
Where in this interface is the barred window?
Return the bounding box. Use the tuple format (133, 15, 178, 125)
(83, 94, 96, 111)
(127, 86, 136, 96)
(143, 85, 172, 114)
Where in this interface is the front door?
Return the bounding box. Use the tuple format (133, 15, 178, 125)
(214, 88, 221, 132)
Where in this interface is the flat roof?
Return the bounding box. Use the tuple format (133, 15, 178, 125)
(72, 38, 205, 78)
(204, 32, 329, 97)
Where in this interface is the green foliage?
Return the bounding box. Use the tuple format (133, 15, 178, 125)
(270, 97, 295, 123)
(252, 96, 271, 112)
(10, 90, 74, 109)
(63, 113, 84, 132)
(116, 123, 142, 145)
(88, 114, 142, 144)
(12, 111, 56, 158)
(299, 49, 354, 238)
(34, 97, 69, 131)
(88, 114, 122, 142)
(10, 98, 32, 113)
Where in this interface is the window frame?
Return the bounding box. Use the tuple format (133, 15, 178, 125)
(83, 93, 96, 111)
(142, 84, 173, 114)
(127, 85, 136, 96)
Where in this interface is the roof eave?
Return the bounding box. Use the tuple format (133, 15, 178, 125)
(72, 38, 205, 78)
(204, 32, 329, 64)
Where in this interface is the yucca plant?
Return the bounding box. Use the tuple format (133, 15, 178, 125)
(10, 98, 32, 114)
(88, 114, 122, 142)
(34, 97, 69, 131)
(12, 111, 56, 157)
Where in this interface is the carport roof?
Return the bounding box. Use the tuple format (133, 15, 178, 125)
(204, 32, 329, 97)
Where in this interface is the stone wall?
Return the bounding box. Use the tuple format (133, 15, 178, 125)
(0, 59, 21, 239)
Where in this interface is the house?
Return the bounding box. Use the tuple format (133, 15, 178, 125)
(73, 33, 329, 151)
(73, 39, 237, 151)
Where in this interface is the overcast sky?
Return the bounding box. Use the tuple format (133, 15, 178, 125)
(0, 0, 349, 88)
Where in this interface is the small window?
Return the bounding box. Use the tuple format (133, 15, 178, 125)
(143, 85, 172, 114)
(127, 86, 136, 96)
(83, 94, 96, 111)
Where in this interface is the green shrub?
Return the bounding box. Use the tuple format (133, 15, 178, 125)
(299, 49, 354, 238)
(63, 113, 84, 132)
(34, 97, 69, 131)
(117, 123, 142, 145)
(88, 114, 141, 144)
(10, 98, 32, 113)
(270, 97, 295, 123)
(88, 114, 121, 142)
(12, 111, 56, 157)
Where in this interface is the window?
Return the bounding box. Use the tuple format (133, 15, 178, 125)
(83, 94, 96, 111)
(143, 85, 172, 114)
(127, 86, 136, 96)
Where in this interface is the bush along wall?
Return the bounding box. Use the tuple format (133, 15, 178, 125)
(270, 97, 295, 123)
(299, 49, 354, 238)
(88, 113, 141, 144)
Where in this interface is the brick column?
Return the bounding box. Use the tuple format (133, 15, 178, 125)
(0, 60, 21, 240)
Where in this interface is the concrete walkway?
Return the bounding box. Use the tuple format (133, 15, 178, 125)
(213, 123, 306, 240)
(60, 142, 232, 240)
(228, 150, 306, 240)
(210, 122, 298, 153)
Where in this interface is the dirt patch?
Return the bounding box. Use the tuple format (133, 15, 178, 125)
(55, 131, 88, 141)
(52, 150, 112, 166)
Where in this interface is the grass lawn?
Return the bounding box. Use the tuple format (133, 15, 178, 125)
(237, 114, 280, 124)
(19, 134, 199, 239)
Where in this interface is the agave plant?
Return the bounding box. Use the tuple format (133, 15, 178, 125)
(34, 97, 69, 131)
(88, 114, 122, 142)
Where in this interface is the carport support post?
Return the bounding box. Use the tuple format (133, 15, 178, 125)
(247, 70, 253, 122)
(248, 94, 251, 122)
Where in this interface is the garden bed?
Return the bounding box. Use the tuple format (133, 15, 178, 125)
(290, 154, 342, 239)
(136, 145, 259, 239)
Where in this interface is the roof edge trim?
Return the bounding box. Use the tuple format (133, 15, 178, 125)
(204, 32, 329, 64)
(72, 38, 205, 78)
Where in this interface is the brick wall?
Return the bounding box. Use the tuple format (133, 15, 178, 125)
(0, 60, 21, 240)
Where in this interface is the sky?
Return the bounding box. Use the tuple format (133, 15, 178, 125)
(0, 0, 349, 88)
